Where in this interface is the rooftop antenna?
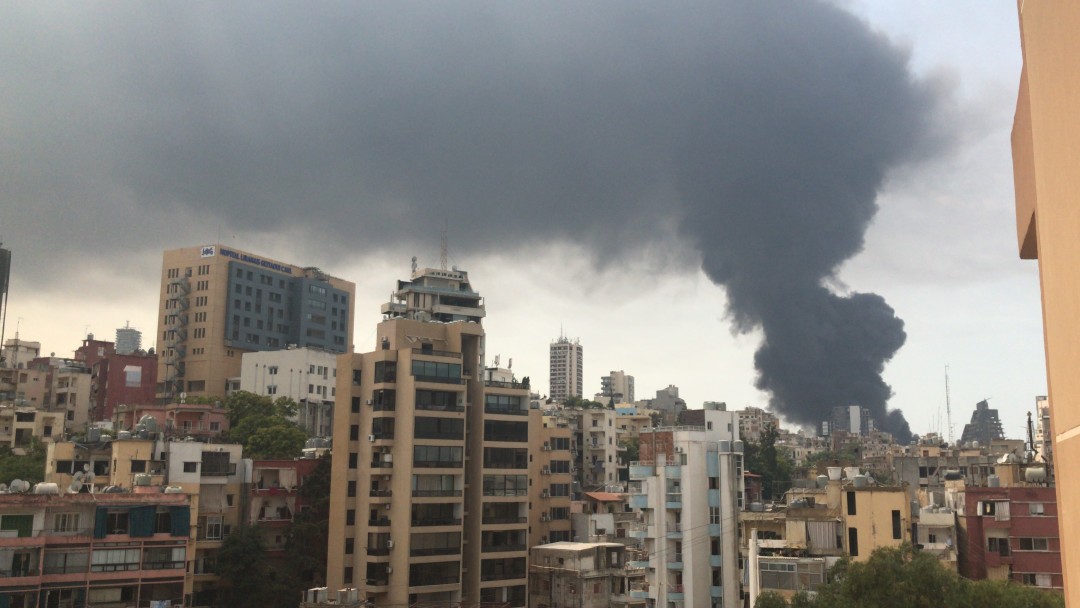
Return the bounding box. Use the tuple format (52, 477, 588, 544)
(944, 365, 954, 446)
(411, 256, 418, 274)
(440, 223, 448, 271)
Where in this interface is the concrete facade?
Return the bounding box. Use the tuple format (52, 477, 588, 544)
(327, 266, 531, 608)
(628, 409, 743, 608)
(528, 542, 645, 608)
(1012, 3, 1080, 603)
(549, 337, 583, 404)
(156, 245, 355, 402)
(240, 346, 339, 437)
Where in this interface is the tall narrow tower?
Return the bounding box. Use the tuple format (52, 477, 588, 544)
(549, 335, 583, 404)
(0, 243, 10, 362)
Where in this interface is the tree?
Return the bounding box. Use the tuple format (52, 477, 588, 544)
(223, 391, 306, 459)
(794, 544, 1066, 608)
(284, 455, 331, 589)
(246, 422, 308, 459)
(743, 425, 795, 501)
(755, 592, 789, 608)
(0, 438, 47, 485)
(215, 526, 277, 608)
(621, 436, 640, 463)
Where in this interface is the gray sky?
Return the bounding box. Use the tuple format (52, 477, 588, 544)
(0, 1, 1044, 440)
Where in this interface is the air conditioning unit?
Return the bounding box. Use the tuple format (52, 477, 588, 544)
(385, 566, 393, 574)
(386, 540, 394, 549)
(541, 490, 550, 498)
(385, 503, 392, 510)
(368, 435, 376, 442)
(675, 447, 684, 453)
(365, 399, 373, 405)
(383, 454, 393, 463)
(541, 467, 551, 475)
(542, 444, 551, 451)
(382, 475, 391, 481)
(540, 514, 550, 522)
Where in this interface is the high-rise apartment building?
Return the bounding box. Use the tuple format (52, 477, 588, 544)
(549, 336, 583, 404)
(115, 322, 143, 355)
(600, 370, 634, 405)
(959, 399, 1005, 446)
(822, 405, 874, 438)
(1013, 5, 1080, 602)
(327, 265, 532, 607)
(628, 406, 743, 608)
(155, 245, 355, 401)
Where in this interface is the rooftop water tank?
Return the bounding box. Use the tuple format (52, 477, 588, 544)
(852, 475, 869, 488)
(33, 482, 59, 495)
(816, 475, 828, 489)
(1025, 467, 1048, 483)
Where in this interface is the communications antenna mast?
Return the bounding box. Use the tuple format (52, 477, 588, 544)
(945, 365, 955, 445)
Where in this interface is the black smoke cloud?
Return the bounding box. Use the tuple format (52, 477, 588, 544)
(1, 1, 941, 439)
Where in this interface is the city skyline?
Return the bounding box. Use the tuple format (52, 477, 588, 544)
(0, 2, 1044, 438)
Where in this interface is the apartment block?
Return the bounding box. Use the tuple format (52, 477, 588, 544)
(737, 407, 779, 443)
(0, 492, 192, 608)
(528, 542, 645, 608)
(156, 245, 355, 401)
(627, 407, 743, 608)
(250, 458, 323, 557)
(532, 414, 575, 545)
(327, 266, 531, 607)
(549, 336, 583, 404)
(240, 346, 339, 437)
(599, 371, 635, 405)
(961, 485, 1062, 590)
(44, 436, 251, 606)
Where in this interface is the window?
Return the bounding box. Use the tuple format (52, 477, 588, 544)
(846, 492, 857, 516)
(350, 424, 360, 441)
(345, 538, 354, 555)
(1019, 537, 1049, 551)
(1029, 502, 1045, 515)
(988, 537, 1009, 556)
(346, 509, 356, 526)
(53, 513, 80, 533)
(414, 417, 464, 440)
(709, 507, 721, 524)
(349, 452, 358, 469)
(549, 484, 570, 497)
(106, 511, 130, 535)
(892, 510, 902, 540)
(202, 516, 222, 540)
(347, 481, 356, 497)
(848, 527, 859, 557)
(91, 548, 141, 572)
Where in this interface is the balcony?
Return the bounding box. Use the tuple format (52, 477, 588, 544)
(629, 463, 656, 479)
(629, 583, 651, 600)
(414, 375, 465, 385)
(711, 586, 724, 598)
(664, 465, 682, 479)
(369, 489, 393, 498)
(666, 523, 683, 539)
(484, 405, 529, 416)
(412, 518, 462, 527)
(665, 494, 682, 510)
(412, 489, 463, 498)
(629, 495, 649, 510)
(668, 585, 684, 600)
(410, 547, 462, 557)
(483, 380, 528, 390)
(412, 348, 462, 359)
(481, 544, 527, 553)
(710, 554, 723, 568)
(368, 518, 391, 527)
(667, 555, 683, 570)
(416, 402, 465, 413)
(628, 524, 647, 539)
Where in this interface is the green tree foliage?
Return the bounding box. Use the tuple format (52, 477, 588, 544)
(621, 436, 640, 463)
(755, 591, 790, 608)
(0, 438, 47, 485)
(743, 425, 795, 501)
(563, 395, 607, 409)
(284, 455, 331, 589)
(758, 545, 1064, 608)
(223, 391, 305, 459)
(215, 525, 277, 608)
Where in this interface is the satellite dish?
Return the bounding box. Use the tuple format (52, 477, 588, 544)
(73, 471, 85, 482)
(83, 464, 91, 472)
(9, 479, 30, 493)
(0, 483, 8, 492)
(69, 480, 83, 494)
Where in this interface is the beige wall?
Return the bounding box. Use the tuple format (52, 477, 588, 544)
(842, 487, 909, 561)
(1013, 3, 1080, 604)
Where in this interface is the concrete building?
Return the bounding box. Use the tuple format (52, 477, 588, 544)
(44, 436, 252, 606)
(549, 336, 583, 404)
(115, 322, 143, 355)
(533, 413, 575, 545)
(528, 542, 645, 608)
(326, 265, 531, 607)
(0, 491, 192, 608)
(822, 405, 874, 438)
(250, 458, 323, 558)
(1, 336, 39, 370)
(738, 406, 780, 443)
(1012, 5, 1080, 602)
(959, 400, 1006, 446)
(578, 409, 625, 492)
(627, 407, 743, 608)
(961, 485, 1062, 590)
(636, 385, 686, 426)
(90, 351, 158, 423)
(240, 346, 339, 437)
(599, 370, 635, 405)
(155, 244, 356, 402)
(1035, 396, 1054, 474)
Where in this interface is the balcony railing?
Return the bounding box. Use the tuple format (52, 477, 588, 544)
(484, 405, 529, 416)
(480, 571, 527, 582)
(410, 547, 462, 557)
(412, 348, 462, 359)
(414, 461, 463, 469)
(368, 518, 391, 527)
(412, 489, 463, 497)
(416, 403, 465, 413)
(370, 489, 393, 497)
(410, 575, 460, 586)
(412, 518, 462, 527)
(481, 544, 527, 553)
(482, 516, 527, 525)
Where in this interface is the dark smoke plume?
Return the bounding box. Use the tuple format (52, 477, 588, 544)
(2, 1, 941, 439)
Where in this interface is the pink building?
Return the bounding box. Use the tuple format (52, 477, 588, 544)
(114, 402, 229, 439)
(0, 491, 192, 607)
